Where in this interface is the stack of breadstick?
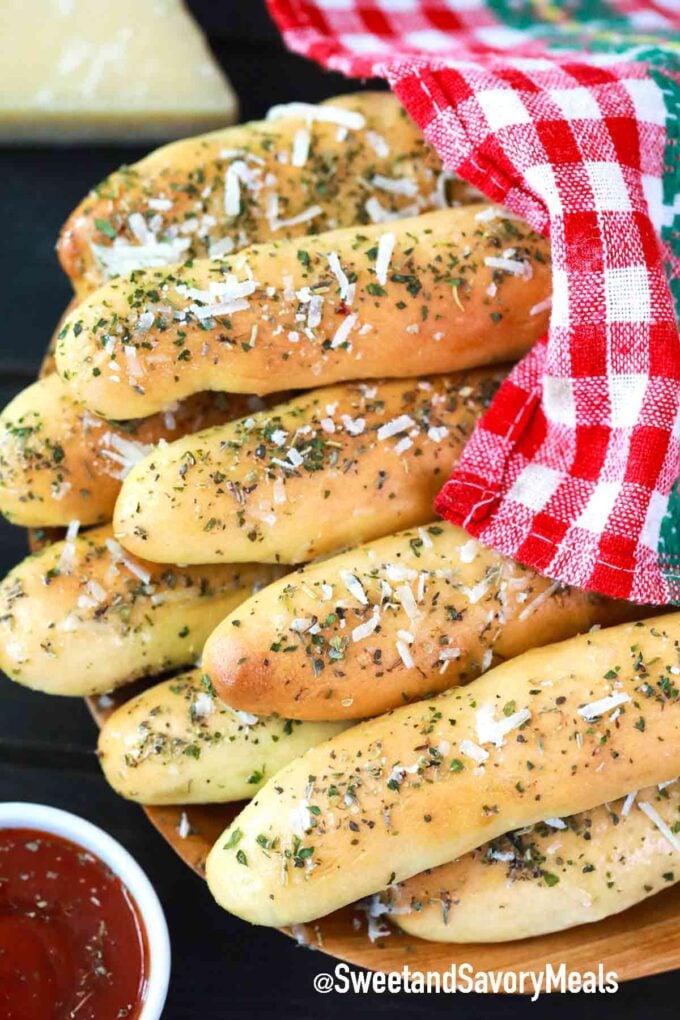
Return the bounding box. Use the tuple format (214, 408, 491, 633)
(1, 93, 678, 946)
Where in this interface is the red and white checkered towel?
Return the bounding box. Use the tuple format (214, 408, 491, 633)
(268, 0, 680, 604)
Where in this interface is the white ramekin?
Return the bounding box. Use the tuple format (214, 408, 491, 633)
(0, 802, 171, 1020)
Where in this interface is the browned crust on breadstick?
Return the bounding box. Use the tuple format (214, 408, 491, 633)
(205, 615, 680, 927)
(58, 93, 459, 296)
(203, 522, 641, 720)
(55, 206, 550, 419)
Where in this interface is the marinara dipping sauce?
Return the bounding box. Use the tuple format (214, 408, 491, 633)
(0, 827, 148, 1020)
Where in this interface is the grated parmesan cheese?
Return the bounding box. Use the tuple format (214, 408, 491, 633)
(375, 232, 395, 286)
(366, 131, 389, 157)
(577, 692, 631, 720)
(272, 203, 322, 231)
(192, 692, 214, 718)
(371, 173, 419, 197)
(266, 102, 366, 130)
(209, 236, 235, 258)
(352, 608, 380, 643)
(330, 313, 357, 349)
(530, 296, 552, 316)
(395, 584, 422, 623)
(621, 790, 638, 817)
(518, 581, 561, 621)
(484, 255, 532, 278)
(460, 739, 489, 765)
(327, 251, 352, 303)
(637, 800, 680, 853)
(291, 128, 311, 167)
(229, 707, 259, 726)
(307, 295, 324, 330)
(340, 570, 369, 605)
(364, 196, 419, 224)
(289, 800, 313, 837)
(475, 703, 531, 747)
(377, 415, 415, 441)
(101, 433, 154, 480)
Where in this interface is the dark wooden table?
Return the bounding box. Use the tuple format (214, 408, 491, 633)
(0, 4, 677, 1016)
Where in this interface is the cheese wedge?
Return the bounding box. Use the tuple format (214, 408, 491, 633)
(0, 0, 238, 142)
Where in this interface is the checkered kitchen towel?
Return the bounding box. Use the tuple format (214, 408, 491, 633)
(268, 1, 680, 604)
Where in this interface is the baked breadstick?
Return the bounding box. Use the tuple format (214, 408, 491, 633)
(0, 374, 268, 527)
(382, 783, 680, 942)
(41, 298, 79, 378)
(203, 522, 640, 720)
(0, 524, 284, 696)
(113, 370, 504, 565)
(55, 206, 550, 419)
(98, 668, 350, 805)
(58, 92, 464, 296)
(205, 615, 680, 927)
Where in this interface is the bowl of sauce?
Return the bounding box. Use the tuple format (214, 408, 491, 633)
(0, 803, 170, 1020)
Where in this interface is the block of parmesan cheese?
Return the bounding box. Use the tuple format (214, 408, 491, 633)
(0, 0, 238, 142)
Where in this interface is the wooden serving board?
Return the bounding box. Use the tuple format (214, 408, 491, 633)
(85, 684, 680, 985)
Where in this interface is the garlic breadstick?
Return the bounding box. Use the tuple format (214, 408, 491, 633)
(206, 615, 680, 927)
(98, 668, 350, 805)
(0, 524, 284, 696)
(203, 522, 639, 720)
(113, 370, 504, 565)
(0, 374, 266, 527)
(56, 206, 549, 419)
(59, 92, 461, 296)
(384, 783, 680, 942)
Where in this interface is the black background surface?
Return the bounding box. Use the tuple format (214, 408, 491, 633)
(0, 3, 676, 1017)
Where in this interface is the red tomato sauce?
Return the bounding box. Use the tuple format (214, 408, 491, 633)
(0, 827, 148, 1020)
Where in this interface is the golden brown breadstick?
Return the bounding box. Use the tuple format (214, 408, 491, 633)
(383, 783, 680, 942)
(205, 615, 680, 927)
(55, 206, 550, 419)
(113, 370, 504, 565)
(58, 92, 464, 296)
(0, 374, 268, 527)
(41, 298, 80, 378)
(203, 522, 640, 720)
(0, 523, 284, 696)
(97, 668, 350, 805)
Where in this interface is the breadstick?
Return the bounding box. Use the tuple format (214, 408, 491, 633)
(113, 370, 504, 565)
(55, 206, 550, 419)
(382, 783, 680, 942)
(58, 92, 464, 296)
(98, 668, 350, 805)
(0, 524, 284, 696)
(205, 615, 680, 927)
(41, 298, 79, 378)
(0, 374, 269, 527)
(203, 522, 640, 720)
